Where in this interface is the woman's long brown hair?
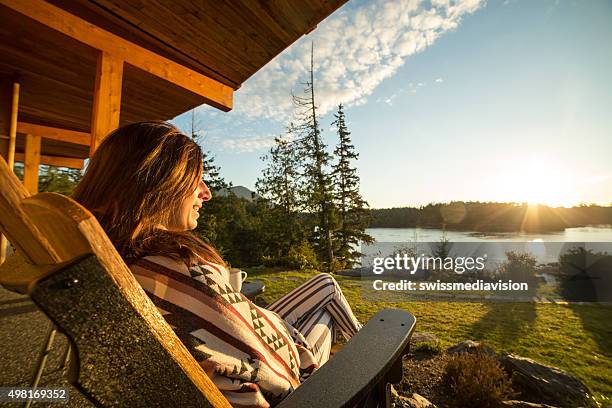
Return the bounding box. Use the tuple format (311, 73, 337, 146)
(73, 121, 225, 267)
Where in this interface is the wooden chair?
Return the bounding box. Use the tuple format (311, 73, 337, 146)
(0, 155, 416, 407)
(23, 271, 265, 408)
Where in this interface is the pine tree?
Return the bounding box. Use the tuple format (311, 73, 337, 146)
(188, 109, 232, 253)
(256, 132, 305, 264)
(331, 104, 373, 268)
(202, 151, 230, 193)
(188, 109, 230, 192)
(433, 230, 451, 261)
(13, 163, 82, 195)
(291, 42, 337, 270)
(257, 134, 300, 216)
(38, 165, 82, 195)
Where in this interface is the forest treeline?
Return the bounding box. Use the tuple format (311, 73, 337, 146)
(369, 202, 612, 232)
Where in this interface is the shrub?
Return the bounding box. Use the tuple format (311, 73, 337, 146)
(497, 251, 537, 284)
(558, 246, 610, 277)
(558, 247, 612, 301)
(443, 350, 515, 408)
(285, 242, 319, 270)
(412, 340, 442, 355)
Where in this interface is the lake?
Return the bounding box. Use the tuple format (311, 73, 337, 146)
(366, 226, 612, 243)
(363, 226, 612, 265)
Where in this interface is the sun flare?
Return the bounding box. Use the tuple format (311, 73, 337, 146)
(496, 156, 579, 207)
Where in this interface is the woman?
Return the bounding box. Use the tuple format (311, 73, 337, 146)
(73, 121, 362, 407)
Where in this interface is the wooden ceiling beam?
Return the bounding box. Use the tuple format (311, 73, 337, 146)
(0, 0, 233, 112)
(14, 153, 84, 169)
(17, 122, 90, 146)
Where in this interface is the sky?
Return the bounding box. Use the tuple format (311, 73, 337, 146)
(172, 0, 612, 209)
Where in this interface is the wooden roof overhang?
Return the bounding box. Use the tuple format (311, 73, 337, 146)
(0, 0, 347, 171)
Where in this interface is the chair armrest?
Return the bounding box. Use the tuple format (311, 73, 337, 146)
(277, 308, 416, 408)
(241, 280, 265, 299)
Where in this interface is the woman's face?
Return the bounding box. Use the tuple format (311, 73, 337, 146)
(170, 177, 212, 231)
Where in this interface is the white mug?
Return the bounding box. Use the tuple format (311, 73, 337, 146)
(229, 269, 247, 293)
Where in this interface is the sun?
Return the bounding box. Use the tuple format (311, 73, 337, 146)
(498, 156, 578, 207)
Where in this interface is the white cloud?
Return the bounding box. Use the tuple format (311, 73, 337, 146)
(191, 0, 484, 152)
(226, 0, 484, 122)
(221, 134, 277, 153)
(377, 92, 399, 106)
(435, 77, 444, 83)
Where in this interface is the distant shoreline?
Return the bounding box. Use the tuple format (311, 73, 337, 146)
(368, 203, 612, 233)
(367, 224, 612, 233)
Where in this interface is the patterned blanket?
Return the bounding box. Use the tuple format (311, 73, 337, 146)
(130, 255, 318, 408)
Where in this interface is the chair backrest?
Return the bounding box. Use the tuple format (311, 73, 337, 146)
(0, 156, 232, 407)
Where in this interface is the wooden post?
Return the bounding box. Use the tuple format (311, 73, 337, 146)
(0, 79, 20, 264)
(23, 134, 41, 194)
(0, 78, 11, 160)
(90, 51, 123, 156)
(7, 82, 19, 168)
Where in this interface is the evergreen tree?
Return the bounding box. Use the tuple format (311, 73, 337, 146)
(188, 109, 233, 252)
(188, 109, 230, 192)
(14, 163, 82, 195)
(202, 151, 230, 193)
(433, 230, 451, 261)
(257, 134, 300, 216)
(256, 133, 307, 265)
(331, 104, 373, 268)
(39, 165, 82, 195)
(291, 42, 337, 270)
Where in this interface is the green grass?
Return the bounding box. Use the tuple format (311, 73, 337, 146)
(246, 267, 612, 405)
